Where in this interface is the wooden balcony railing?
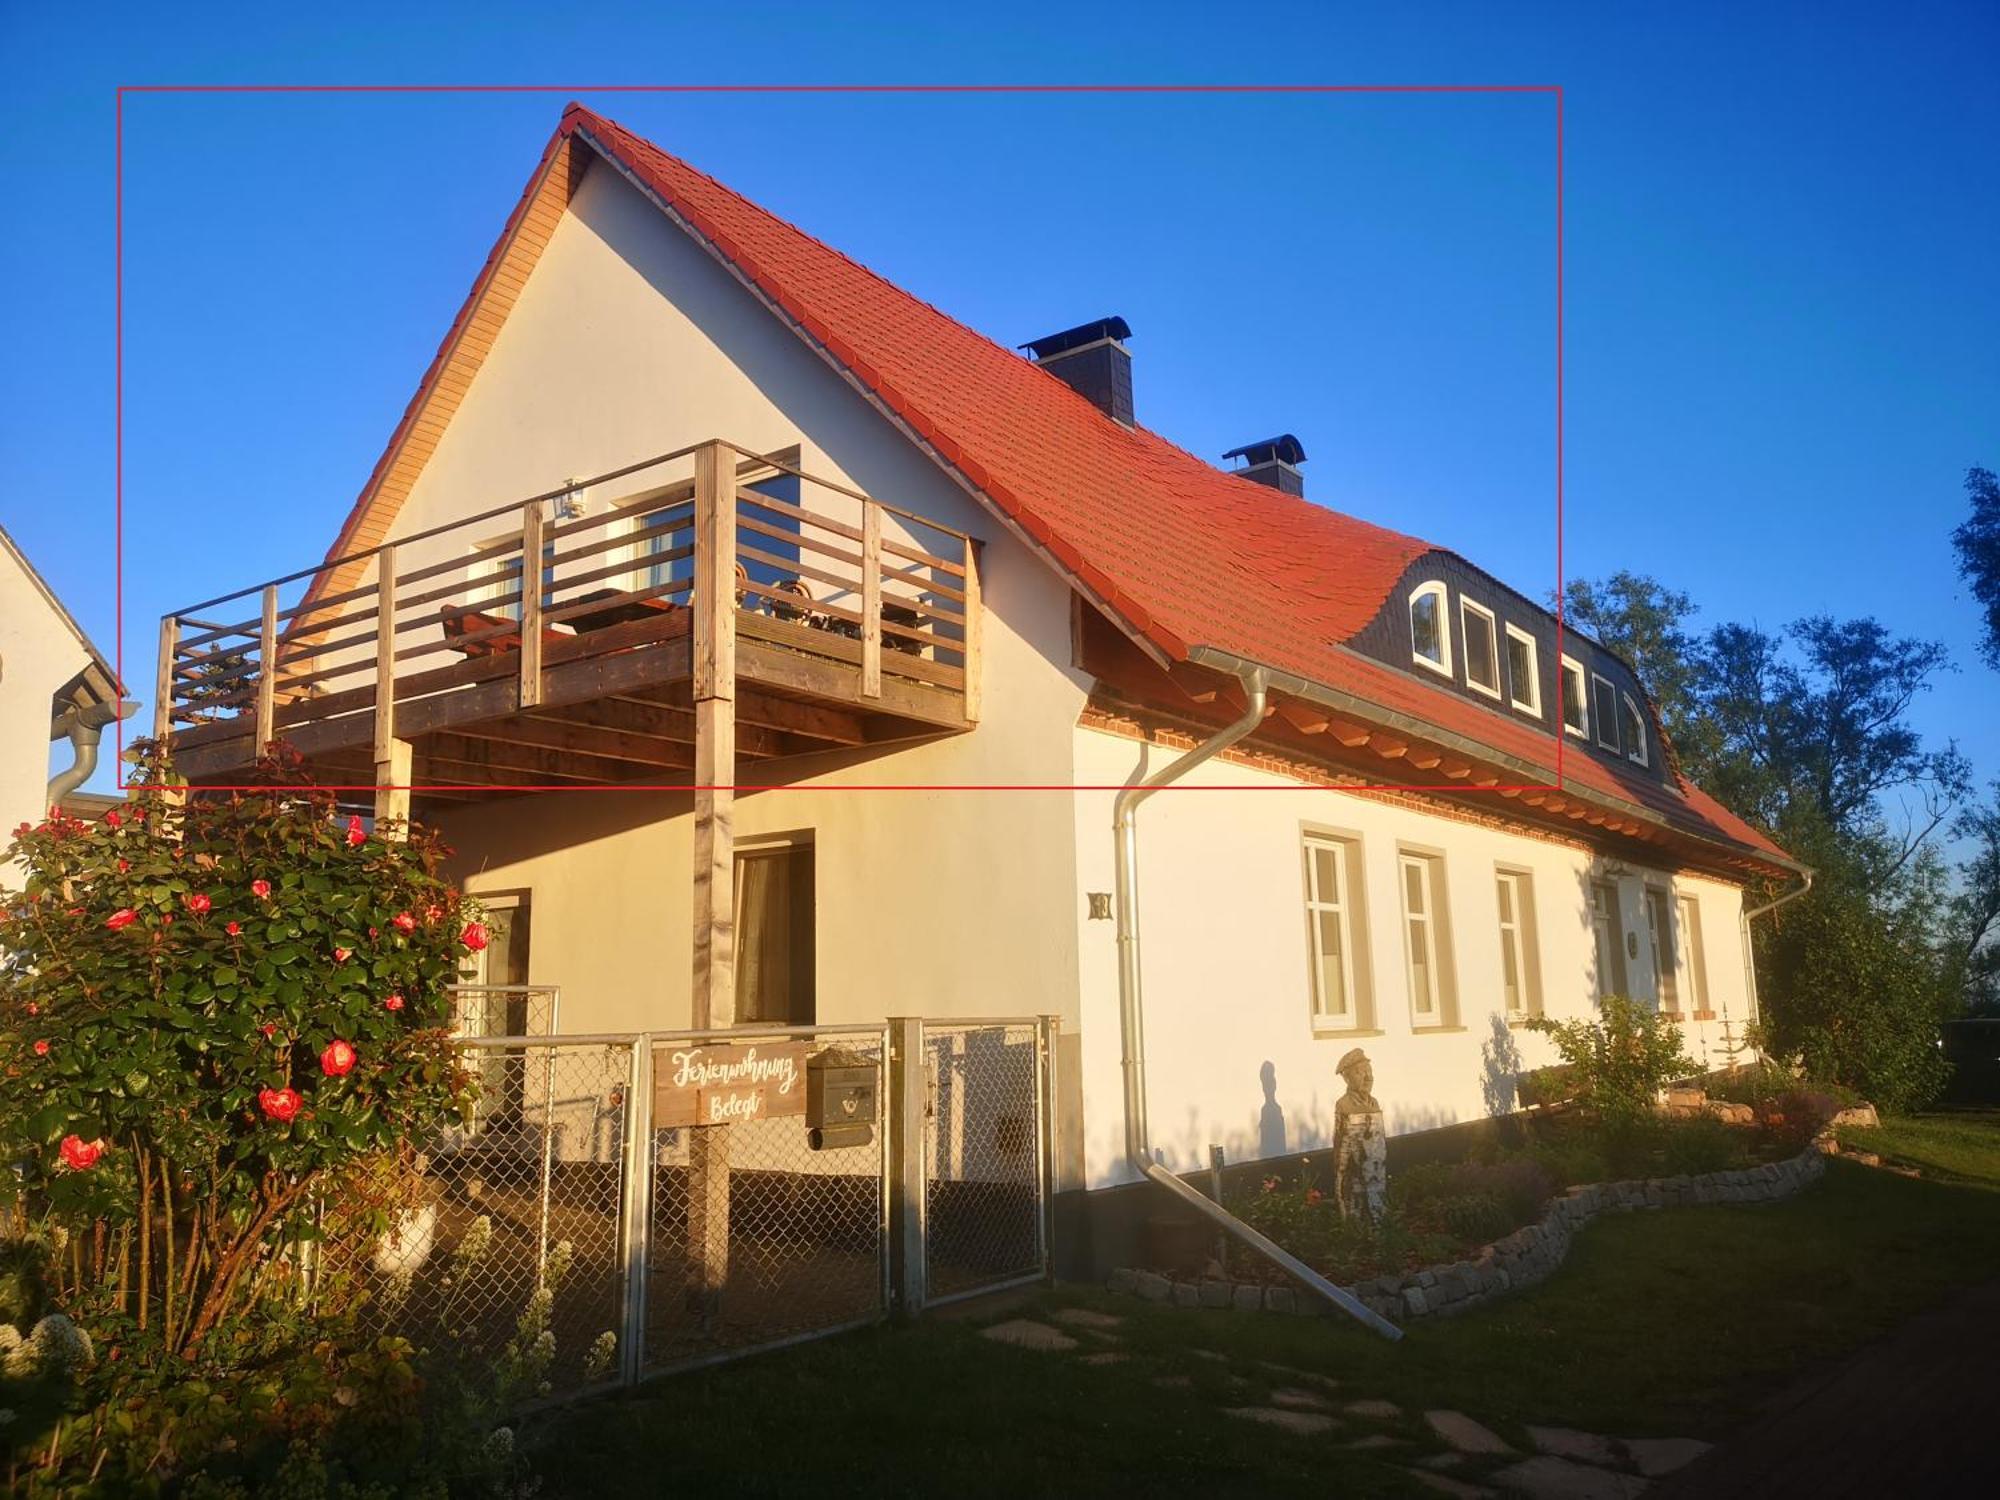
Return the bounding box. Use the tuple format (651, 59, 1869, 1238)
(156, 440, 982, 788)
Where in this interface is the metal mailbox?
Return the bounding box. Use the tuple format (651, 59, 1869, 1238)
(806, 1047, 878, 1150)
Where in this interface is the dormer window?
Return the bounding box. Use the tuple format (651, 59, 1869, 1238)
(1559, 656, 1588, 738)
(1461, 599, 1501, 699)
(1409, 583, 1452, 678)
(1592, 673, 1621, 752)
(1620, 693, 1649, 767)
(1506, 624, 1541, 717)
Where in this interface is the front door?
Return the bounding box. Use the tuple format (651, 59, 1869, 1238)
(1590, 880, 1628, 1001)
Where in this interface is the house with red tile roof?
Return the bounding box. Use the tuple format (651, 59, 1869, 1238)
(156, 104, 1800, 1217)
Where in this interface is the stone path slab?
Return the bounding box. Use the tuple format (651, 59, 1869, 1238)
(1078, 1351, 1127, 1366)
(1268, 1386, 1336, 1411)
(1619, 1437, 1710, 1478)
(1050, 1307, 1125, 1331)
(978, 1319, 1078, 1352)
(1491, 1456, 1648, 1499)
(1346, 1397, 1405, 1420)
(1347, 1434, 1406, 1451)
(1224, 1405, 1339, 1436)
(1426, 1409, 1515, 1455)
(1525, 1427, 1623, 1468)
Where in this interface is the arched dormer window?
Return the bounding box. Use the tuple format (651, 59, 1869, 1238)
(1409, 582, 1452, 678)
(1620, 692, 1649, 768)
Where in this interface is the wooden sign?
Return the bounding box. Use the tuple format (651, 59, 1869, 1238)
(653, 1040, 810, 1128)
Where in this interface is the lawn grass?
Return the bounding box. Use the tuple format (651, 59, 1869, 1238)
(527, 1114, 2000, 1497)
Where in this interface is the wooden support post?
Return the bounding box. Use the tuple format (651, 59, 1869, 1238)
(372, 544, 398, 768)
(1208, 1144, 1228, 1272)
(374, 737, 412, 836)
(153, 616, 178, 743)
(962, 535, 982, 723)
(860, 500, 883, 700)
(887, 1016, 927, 1318)
(688, 439, 737, 1326)
(519, 501, 544, 709)
(255, 585, 278, 755)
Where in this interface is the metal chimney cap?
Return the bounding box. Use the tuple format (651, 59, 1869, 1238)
(1223, 434, 1307, 467)
(1020, 316, 1132, 360)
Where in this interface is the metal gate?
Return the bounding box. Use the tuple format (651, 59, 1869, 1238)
(636, 1023, 892, 1375)
(921, 1019, 1055, 1305)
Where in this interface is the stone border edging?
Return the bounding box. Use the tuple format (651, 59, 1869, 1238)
(1107, 1134, 1832, 1323)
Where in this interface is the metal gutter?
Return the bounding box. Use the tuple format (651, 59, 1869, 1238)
(1113, 664, 1403, 1340)
(47, 698, 137, 808)
(1183, 643, 1810, 880)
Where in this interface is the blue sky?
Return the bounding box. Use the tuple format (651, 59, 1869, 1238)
(1, 1, 1994, 805)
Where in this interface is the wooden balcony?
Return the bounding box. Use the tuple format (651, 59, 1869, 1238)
(156, 440, 982, 815)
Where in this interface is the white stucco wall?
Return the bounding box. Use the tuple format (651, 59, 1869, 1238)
(375, 159, 1091, 1041)
(0, 540, 89, 866)
(1069, 726, 1755, 1189)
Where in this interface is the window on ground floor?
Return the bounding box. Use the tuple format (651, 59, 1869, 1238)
(1399, 849, 1457, 1028)
(735, 840, 816, 1025)
(1676, 894, 1712, 1018)
(1495, 867, 1542, 1019)
(1302, 831, 1372, 1031)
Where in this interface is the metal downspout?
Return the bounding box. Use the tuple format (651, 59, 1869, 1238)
(46, 700, 134, 809)
(1738, 869, 1814, 1041)
(1113, 665, 1403, 1340)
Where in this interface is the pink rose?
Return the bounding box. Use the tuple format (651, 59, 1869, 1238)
(332, 947, 351, 963)
(251, 879, 272, 900)
(33, 1039, 50, 1056)
(320, 1039, 357, 1077)
(392, 911, 416, 933)
(105, 908, 138, 931)
(383, 994, 405, 1012)
(185, 892, 211, 915)
(345, 816, 366, 847)
(460, 922, 490, 953)
(259, 1087, 302, 1123)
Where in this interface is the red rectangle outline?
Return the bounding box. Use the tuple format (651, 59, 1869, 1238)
(115, 82, 1570, 798)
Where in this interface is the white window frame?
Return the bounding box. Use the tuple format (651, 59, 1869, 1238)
(1559, 655, 1589, 739)
(1592, 673, 1622, 752)
(1621, 692, 1650, 767)
(1460, 598, 1502, 700)
(1302, 834, 1362, 1031)
(1505, 623, 1542, 717)
(1676, 894, 1711, 1017)
(1409, 582, 1453, 678)
(1399, 851, 1445, 1026)
(1495, 868, 1536, 1018)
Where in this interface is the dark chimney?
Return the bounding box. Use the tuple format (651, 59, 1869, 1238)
(1223, 434, 1307, 496)
(1021, 316, 1133, 426)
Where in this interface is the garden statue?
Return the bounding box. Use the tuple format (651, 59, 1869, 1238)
(1333, 1047, 1387, 1222)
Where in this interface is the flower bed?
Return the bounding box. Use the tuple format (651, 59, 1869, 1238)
(1107, 1134, 1831, 1322)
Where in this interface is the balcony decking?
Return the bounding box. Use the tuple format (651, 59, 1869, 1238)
(156, 440, 981, 813)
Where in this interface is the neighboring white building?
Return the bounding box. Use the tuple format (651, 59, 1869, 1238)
(0, 523, 129, 856)
(152, 105, 1805, 1207)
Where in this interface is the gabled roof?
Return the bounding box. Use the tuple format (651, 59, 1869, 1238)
(0, 521, 125, 735)
(308, 102, 1794, 873)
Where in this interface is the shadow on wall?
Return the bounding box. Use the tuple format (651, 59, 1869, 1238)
(1481, 1011, 1522, 1117)
(1258, 1060, 1286, 1158)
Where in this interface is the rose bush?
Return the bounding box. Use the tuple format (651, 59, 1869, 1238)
(0, 747, 474, 1361)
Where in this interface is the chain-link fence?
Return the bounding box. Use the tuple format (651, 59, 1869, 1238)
(641, 1025, 890, 1374)
(327, 1037, 635, 1403)
(319, 1016, 1051, 1407)
(922, 1020, 1050, 1304)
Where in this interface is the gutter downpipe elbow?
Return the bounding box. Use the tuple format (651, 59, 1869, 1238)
(1112, 665, 1402, 1340)
(1739, 868, 1814, 1048)
(46, 700, 136, 810)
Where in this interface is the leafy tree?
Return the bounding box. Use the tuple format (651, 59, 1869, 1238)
(1564, 572, 1966, 1106)
(1520, 995, 1693, 1126)
(1950, 781, 2000, 1014)
(1561, 571, 1707, 755)
(1951, 465, 2000, 671)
